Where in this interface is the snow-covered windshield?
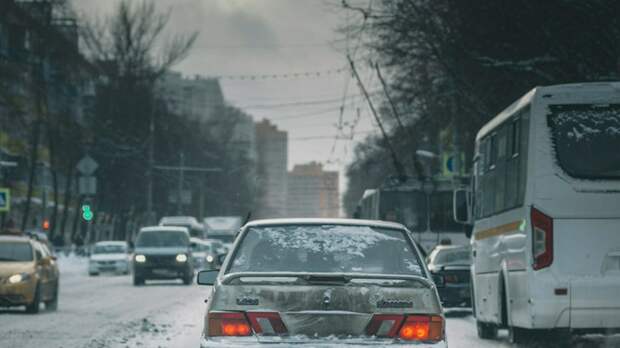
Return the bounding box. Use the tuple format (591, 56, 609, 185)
(548, 104, 620, 179)
(0, 242, 33, 262)
(136, 231, 189, 248)
(93, 245, 126, 254)
(228, 224, 423, 275)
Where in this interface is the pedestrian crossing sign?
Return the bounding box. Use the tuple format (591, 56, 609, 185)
(0, 188, 9, 212)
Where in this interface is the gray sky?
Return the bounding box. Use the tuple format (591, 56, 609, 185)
(73, 0, 379, 193)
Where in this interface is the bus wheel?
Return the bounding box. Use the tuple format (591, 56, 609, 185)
(476, 320, 497, 339)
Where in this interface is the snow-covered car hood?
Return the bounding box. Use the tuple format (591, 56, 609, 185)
(89, 253, 129, 262)
(134, 247, 189, 256)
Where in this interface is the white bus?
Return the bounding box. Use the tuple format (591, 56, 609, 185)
(358, 177, 468, 252)
(454, 82, 620, 343)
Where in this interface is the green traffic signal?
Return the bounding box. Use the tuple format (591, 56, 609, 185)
(81, 204, 94, 222)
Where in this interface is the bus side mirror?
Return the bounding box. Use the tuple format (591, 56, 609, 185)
(453, 188, 472, 225)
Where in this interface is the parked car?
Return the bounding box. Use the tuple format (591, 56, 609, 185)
(0, 233, 59, 313)
(88, 241, 131, 276)
(197, 218, 446, 346)
(132, 226, 194, 285)
(427, 245, 472, 308)
(190, 238, 219, 271)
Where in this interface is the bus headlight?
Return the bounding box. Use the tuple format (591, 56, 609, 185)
(135, 254, 146, 263)
(206, 255, 214, 263)
(176, 254, 188, 263)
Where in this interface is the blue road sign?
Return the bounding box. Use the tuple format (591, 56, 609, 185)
(0, 188, 9, 212)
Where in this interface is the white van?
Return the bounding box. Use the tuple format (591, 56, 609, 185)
(454, 82, 620, 343)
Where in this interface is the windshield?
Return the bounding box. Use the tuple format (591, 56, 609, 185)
(93, 245, 126, 254)
(229, 225, 423, 276)
(431, 248, 472, 266)
(548, 104, 620, 179)
(136, 231, 189, 248)
(0, 242, 33, 262)
(379, 191, 428, 232)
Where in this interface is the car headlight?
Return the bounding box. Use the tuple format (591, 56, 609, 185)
(206, 255, 214, 263)
(135, 254, 146, 263)
(176, 254, 188, 263)
(8, 273, 31, 284)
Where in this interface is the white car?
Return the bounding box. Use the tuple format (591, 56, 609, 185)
(88, 241, 131, 276)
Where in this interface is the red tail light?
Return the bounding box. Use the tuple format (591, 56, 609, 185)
(246, 312, 288, 335)
(207, 312, 252, 337)
(366, 314, 443, 342)
(531, 207, 553, 270)
(399, 315, 443, 341)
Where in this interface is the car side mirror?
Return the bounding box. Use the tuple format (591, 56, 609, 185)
(453, 188, 472, 225)
(197, 270, 219, 286)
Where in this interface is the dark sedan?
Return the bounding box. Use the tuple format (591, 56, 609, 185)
(427, 245, 472, 308)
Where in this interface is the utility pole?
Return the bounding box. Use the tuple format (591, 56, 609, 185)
(177, 153, 184, 214)
(348, 55, 407, 181)
(146, 87, 155, 224)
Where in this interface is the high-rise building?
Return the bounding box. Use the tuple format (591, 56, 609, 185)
(255, 120, 288, 219)
(287, 162, 340, 218)
(157, 72, 224, 122)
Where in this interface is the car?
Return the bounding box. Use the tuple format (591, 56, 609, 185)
(88, 241, 131, 276)
(426, 245, 472, 308)
(0, 233, 59, 313)
(132, 226, 194, 285)
(159, 216, 206, 239)
(190, 238, 219, 271)
(196, 218, 446, 347)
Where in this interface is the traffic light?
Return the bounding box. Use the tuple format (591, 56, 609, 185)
(42, 219, 50, 231)
(81, 204, 94, 222)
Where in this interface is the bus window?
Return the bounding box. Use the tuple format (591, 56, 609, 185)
(379, 191, 427, 232)
(548, 104, 620, 179)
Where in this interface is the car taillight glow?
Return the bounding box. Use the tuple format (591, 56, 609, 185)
(531, 207, 553, 270)
(399, 315, 443, 341)
(207, 312, 252, 337)
(366, 314, 443, 342)
(246, 312, 288, 335)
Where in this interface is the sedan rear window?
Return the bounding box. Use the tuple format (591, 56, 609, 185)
(0, 242, 33, 262)
(228, 224, 423, 276)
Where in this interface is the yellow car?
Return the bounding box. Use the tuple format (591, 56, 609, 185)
(0, 234, 59, 313)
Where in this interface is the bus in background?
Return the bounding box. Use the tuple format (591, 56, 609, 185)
(454, 82, 620, 343)
(357, 177, 467, 252)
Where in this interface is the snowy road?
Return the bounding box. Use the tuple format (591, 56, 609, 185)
(1, 256, 618, 348)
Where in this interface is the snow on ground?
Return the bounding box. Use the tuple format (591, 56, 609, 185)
(1, 258, 619, 347)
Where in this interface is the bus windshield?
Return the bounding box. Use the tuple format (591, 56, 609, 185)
(548, 104, 620, 179)
(379, 191, 427, 232)
(430, 192, 462, 232)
